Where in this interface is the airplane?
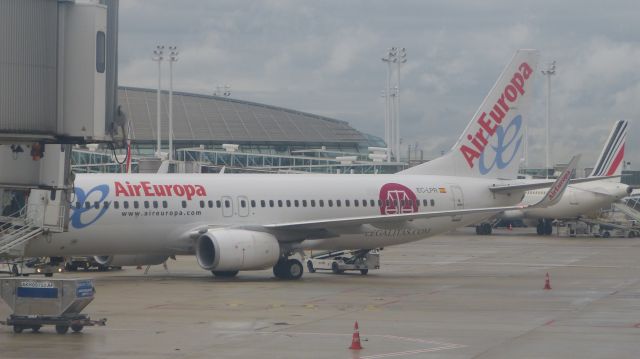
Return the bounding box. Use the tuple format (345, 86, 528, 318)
(20, 49, 580, 280)
(475, 120, 631, 235)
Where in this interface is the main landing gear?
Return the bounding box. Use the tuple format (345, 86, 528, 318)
(536, 219, 553, 235)
(475, 222, 493, 235)
(273, 258, 303, 280)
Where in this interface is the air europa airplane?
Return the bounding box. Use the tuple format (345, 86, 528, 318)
(24, 49, 572, 280)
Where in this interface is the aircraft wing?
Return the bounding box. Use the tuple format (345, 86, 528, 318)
(262, 204, 529, 231)
(263, 157, 579, 232)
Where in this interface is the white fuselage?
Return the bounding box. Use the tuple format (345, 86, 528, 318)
(502, 180, 629, 220)
(24, 173, 518, 257)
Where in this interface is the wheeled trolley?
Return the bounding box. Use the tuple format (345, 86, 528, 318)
(0, 278, 106, 334)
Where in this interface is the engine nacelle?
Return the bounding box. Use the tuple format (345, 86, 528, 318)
(195, 229, 280, 271)
(94, 255, 169, 267)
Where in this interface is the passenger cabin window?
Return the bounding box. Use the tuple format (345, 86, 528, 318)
(310, 200, 316, 207)
(240, 200, 246, 208)
(319, 200, 324, 207)
(93, 201, 100, 209)
(302, 200, 307, 207)
(208, 200, 213, 208)
(133, 201, 139, 209)
(423, 199, 428, 207)
(345, 200, 350, 207)
(269, 200, 275, 207)
(286, 200, 291, 207)
(124, 201, 129, 209)
(251, 200, 256, 208)
(294, 200, 299, 207)
(162, 201, 168, 209)
(216, 200, 221, 208)
(354, 200, 359, 207)
(370, 199, 375, 207)
(84, 202, 91, 209)
(328, 200, 333, 207)
(199, 200, 205, 208)
(153, 201, 159, 209)
(225, 200, 231, 208)
(182, 200, 187, 208)
(103, 201, 110, 208)
(144, 201, 150, 209)
(261, 200, 266, 208)
(114, 201, 119, 209)
(278, 200, 283, 207)
(430, 199, 435, 206)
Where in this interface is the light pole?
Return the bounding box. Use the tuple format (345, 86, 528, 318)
(382, 47, 397, 162)
(152, 45, 164, 158)
(541, 60, 555, 178)
(394, 48, 407, 162)
(167, 46, 178, 162)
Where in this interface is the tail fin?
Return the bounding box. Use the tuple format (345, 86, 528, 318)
(589, 120, 628, 177)
(400, 49, 539, 178)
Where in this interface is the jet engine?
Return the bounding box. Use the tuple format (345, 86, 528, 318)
(94, 255, 169, 267)
(195, 229, 280, 271)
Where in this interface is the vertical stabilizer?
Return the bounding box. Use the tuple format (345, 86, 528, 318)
(400, 49, 539, 178)
(589, 120, 628, 177)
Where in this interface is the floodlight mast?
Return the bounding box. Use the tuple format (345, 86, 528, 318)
(541, 60, 556, 179)
(168, 46, 179, 162)
(395, 47, 407, 163)
(152, 45, 164, 158)
(381, 47, 397, 162)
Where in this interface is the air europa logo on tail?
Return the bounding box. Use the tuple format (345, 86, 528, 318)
(114, 181, 207, 200)
(459, 62, 533, 171)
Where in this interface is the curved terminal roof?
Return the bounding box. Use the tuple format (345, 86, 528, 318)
(118, 87, 368, 145)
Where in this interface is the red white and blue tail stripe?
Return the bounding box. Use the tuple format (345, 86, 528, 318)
(589, 120, 628, 177)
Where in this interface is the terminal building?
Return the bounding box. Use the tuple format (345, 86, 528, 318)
(73, 87, 404, 174)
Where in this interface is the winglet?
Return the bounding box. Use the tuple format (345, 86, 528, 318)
(527, 155, 580, 209)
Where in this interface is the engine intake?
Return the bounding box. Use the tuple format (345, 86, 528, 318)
(196, 229, 280, 271)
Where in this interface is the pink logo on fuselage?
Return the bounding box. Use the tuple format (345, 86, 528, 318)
(379, 183, 418, 215)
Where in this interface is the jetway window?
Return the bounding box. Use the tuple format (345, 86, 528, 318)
(182, 200, 188, 208)
(96, 31, 106, 73)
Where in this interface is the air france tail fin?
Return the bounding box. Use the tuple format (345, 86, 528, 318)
(400, 49, 539, 178)
(589, 120, 628, 177)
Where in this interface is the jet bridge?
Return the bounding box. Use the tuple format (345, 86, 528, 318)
(0, 0, 122, 259)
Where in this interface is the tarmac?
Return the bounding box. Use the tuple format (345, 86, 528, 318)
(1, 227, 640, 358)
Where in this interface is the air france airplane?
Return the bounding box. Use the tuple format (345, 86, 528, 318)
(23, 49, 575, 280)
(478, 120, 631, 235)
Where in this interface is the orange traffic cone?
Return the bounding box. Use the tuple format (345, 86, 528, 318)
(349, 321, 363, 350)
(544, 272, 552, 290)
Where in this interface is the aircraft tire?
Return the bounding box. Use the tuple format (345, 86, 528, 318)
(544, 220, 553, 235)
(536, 221, 544, 235)
(484, 223, 492, 235)
(360, 269, 369, 275)
(286, 259, 303, 280)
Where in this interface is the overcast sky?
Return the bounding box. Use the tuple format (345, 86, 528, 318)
(117, 0, 640, 170)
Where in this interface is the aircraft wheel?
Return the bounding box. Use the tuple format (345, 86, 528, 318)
(13, 325, 24, 333)
(273, 259, 303, 280)
(536, 221, 544, 235)
(360, 269, 369, 275)
(602, 231, 610, 238)
(475, 225, 481, 235)
(544, 219, 553, 235)
(484, 223, 492, 235)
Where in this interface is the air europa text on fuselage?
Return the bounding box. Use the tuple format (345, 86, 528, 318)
(114, 181, 207, 200)
(459, 62, 533, 168)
